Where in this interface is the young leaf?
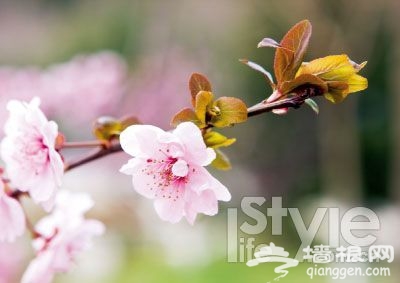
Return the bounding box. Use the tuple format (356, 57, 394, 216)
(189, 73, 212, 107)
(280, 74, 328, 95)
(240, 59, 275, 88)
(195, 91, 214, 125)
(296, 55, 356, 81)
(274, 20, 312, 85)
(211, 150, 232, 170)
(93, 116, 123, 141)
(350, 60, 367, 71)
(210, 97, 248, 128)
(305, 98, 319, 114)
(324, 81, 350, 103)
(171, 108, 204, 127)
(204, 131, 236, 149)
(347, 74, 368, 93)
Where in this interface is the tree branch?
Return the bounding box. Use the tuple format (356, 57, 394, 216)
(63, 90, 316, 171)
(247, 97, 304, 117)
(64, 143, 122, 172)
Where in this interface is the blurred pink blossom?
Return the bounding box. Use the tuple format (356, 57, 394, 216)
(121, 50, 199, 129)
(0, 52, 127, 129)
(0, 181, 25, 242)
(21, 190, 105, 283)
(0, 241, 24, 283)
(120, 122, 231, 224)
(1, 98, 64, 211)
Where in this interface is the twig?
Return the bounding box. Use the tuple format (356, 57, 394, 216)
(63, 89, 318, 171)
(61, 140, 107, 149)
(64, 143, 122, 172)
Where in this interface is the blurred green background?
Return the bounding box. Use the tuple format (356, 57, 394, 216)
(0, 0, 399, 282)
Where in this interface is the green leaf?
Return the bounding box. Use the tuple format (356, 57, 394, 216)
(204, 131, 236, 149)
(211, 149, 232, 170)
(171, 108, 204, 127)
(194, 91, 214, 125)
(274, 20, 312, 85)
(305, 98, 319, 114)
(240, 59, 275, 88)
(210, 97, 248, 128)
(189, 73, 212, 107)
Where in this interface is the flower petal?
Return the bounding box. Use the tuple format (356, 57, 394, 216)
(173, 122, 215, 166)
(119, 124, 166, 158)
(0, 195, 26, 242)
(188, 166, 231, 201)
(154, 198, 185, 223)
(184, 189, 219, 225)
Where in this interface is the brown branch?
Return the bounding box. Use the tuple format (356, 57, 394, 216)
(247, 97, 304, 117)
(61, 140, 107, 149)
(64, 143, 122, 172)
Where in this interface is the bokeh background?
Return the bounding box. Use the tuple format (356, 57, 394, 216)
(0, 0, 399, 282)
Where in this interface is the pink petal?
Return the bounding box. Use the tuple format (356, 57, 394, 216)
(124, 160, 160, 199)
(0, 195, 26, 242)
(29, 167, 57, 204)
(188, 166, 231, 201)
(21, 251, 54, 283)
(184, 189, 219, 225)
(119, 124, 166, 158)
(173, 122, 216, 166)
(154, 198, 185, 223)
(120, 158, 142, 175)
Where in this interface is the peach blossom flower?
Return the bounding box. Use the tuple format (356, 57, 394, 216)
(120, 122, 231, 224)
(0, 181, 25, 242)
(1, 98, 64, 211)
(21, 190, 104, 283)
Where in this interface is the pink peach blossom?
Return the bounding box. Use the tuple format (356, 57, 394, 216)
(120, 122, 231, 224)
(0, 52, 127, 129)
(21, 190, 105, 283)
(0, 181, 25, 242)
(1, 98, 64, 211)
(0, 241, 24, 283)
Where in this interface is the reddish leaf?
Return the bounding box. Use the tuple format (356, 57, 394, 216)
(171, 108, 203, 127)
(274, 20, 312, 85)
(189, 73, 212, 107)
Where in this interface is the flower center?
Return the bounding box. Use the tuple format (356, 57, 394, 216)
(141, 155, 191, 201)
(14, 131, 49, 174)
